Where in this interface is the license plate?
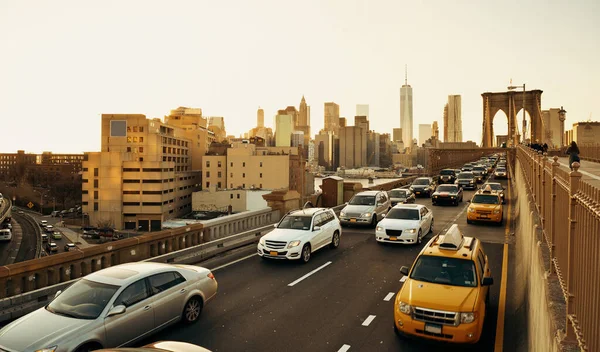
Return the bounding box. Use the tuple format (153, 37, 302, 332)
(269, 251, 278, 256)
(425, 323, 442, 334)
(389, 236, 397, 241)
(416, 192, 421, 194)
(480, 215, 489, 219)
(350, 218, 357, 223)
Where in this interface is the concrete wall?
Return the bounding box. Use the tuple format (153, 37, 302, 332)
(513, 160, 572, 352)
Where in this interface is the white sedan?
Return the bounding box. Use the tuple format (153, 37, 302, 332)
(375, 204, 434, 245)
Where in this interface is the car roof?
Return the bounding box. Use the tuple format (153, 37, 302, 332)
(392, 203, 424, 209)
(289, 208, 329, 216)
(390, 188, 409, 191)
(356, 190, 382, 196)
(85, 262, 186, 287)
(420, 224, 479, 260)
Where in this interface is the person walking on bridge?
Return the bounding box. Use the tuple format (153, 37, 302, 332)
(566, 141, 580, 171)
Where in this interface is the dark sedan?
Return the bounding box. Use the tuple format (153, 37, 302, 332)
(432, 184, 463, 206)
(438, 169, 456, 184)
(388, 188, 416, 206)
(409, 177, 436, 197)
(455, 172, 477, 190)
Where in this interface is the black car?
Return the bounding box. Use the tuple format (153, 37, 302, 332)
(472, 166, 487, 183)
(388, 188, 416, 205)
(409, 177, 436, 197)
(455, 172, 477, 190)
(438, 169, 456, 184)
(432, 184, 463, 206)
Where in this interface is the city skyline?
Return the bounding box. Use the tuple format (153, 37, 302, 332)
(1, 0, 599, 153)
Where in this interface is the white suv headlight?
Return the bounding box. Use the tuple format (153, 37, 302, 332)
(460, 312, 476, 324)
(287, 240, 301, 248)
(398, 301, 411, 315)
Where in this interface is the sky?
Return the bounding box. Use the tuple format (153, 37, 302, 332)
(1, 0, 599, 153)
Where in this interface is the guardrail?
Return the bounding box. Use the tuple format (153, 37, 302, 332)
(517, 146, 599, 351)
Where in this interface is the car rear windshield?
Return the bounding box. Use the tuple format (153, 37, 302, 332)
(410, 255, 477, 287)
(389, 190, 407, 198)
(412, 179, 430, 185)
(486, 184, 503, 190)
(473, 167, 486, 171)
(348, 195, 375, 206)
(472, 194, 500, 204)
(278, 215, 313, 230)
(47, 279, 119, 319)
(496, 168, 506, 172)
(440, 170, 454, 175)
(436, 185, 457, 192)
(386, 208, 420, 220)
(457, 173, 473, 179)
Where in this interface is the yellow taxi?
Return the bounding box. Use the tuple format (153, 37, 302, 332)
(394, 224, 493, 344)
(466, 185, 503, 225)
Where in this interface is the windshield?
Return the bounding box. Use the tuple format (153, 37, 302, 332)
(389, 190, 407, 198)
(47, 279, 119, 319)
(412, 179, 429, 185)
(410, 255, 477, 287)
(386, 208, 419, 220)
(436, 185, 457, 193)
(472, 194, 500, 204)
(440, 170, 454, 175)
(457, 173, 473, 179)
(496, 168, 506, 172)
(485, 184, 503, 191)
(277, 215, 313, 230)
(349, 195, 375, 206)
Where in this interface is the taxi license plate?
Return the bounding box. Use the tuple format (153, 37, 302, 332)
(389, 236, 397, 241)
(416, 192, 421, 194)
(269, 251, 278, 256)
(425, 323, 442, 334)
(479, 215, 489, 219)
(350, 218, 357, 223)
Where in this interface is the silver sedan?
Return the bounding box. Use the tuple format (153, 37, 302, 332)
(0, 262, 218, 352)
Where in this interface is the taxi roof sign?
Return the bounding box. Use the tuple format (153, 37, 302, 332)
(438, 224, 464, 250)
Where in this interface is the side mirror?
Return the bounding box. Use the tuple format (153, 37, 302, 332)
(400, 266, 409, 276)
(381, 214, 386, 218)
(273, 224, 278, 228)
(482, 277, 494, 286)
(313, 226, 321, 231)
(54, 290, 62, 299)
(107, 305, 126, 317)
(503, 187, 506, 190)
(467, 200, 471, 203)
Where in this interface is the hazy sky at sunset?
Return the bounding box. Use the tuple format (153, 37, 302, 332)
(1, 0, 598, 153)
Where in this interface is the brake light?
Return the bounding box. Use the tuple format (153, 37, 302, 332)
(207, 272, 215, 280)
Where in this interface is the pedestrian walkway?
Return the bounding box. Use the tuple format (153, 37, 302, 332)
(557, 157, 600, 188)
(55, 225, 93, 249)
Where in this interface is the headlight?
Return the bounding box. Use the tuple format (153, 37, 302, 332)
(433, 195, 438, 198)
(405, 228, 417, 233)
(361, 212, 372, 218)
(376, 226, 384, 232)
(460, 312, 476, 324)
(493, 209, 501, 214)
(259, 237, 266, 246)
(35, 347, 57, 352)
(340, 211, 346, 217)
(450, 196, 455, 199)
(470, 180, 474, 183)
(398, 301, 411, 315)
(468, 207, 476, 213)
(287, 240, 301, 248)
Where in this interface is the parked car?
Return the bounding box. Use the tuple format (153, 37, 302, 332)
(438, 169, 457, 184)
(409, 177, 436, 197)
(388, 188, 415, 206)
(339, 190, 391, 227)
(375, 204, 434, 245)
(431, 184, 463, 206)
(258, 208, 341, 263)
(0, 263, 218, 352)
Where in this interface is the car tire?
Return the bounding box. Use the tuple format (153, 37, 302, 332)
(417, 229, 423, 244)
(301, 243, 311, 264)
(429, 219, 434, 234)
(330, 231, 340, 249)
(182, 296, 203, 324)
(75, 343, 103, 352)
(432, 201, 436, 206)
(467, 219, 472, 224)
(370, 215, 378, 228)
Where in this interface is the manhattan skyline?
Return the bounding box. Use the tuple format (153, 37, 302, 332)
(1, 0, 599, 153)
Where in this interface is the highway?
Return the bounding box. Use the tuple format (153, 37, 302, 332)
(141, 177, 513, 352)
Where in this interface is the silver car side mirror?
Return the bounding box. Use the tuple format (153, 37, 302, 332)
(107, 305, 126, 317)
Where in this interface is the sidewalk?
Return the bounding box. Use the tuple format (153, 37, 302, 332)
(556, 157, 600, 188)
(54, 223, 93, 249)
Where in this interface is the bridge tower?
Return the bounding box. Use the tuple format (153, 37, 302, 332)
(481, 90, 543, 147)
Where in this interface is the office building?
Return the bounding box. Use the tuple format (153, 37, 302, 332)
(444, 95, 462, 142)
(297, 96, 311, 154)
(419, 124, 432, 146)
(339, 126, 367, 169)
(392, 128, 402, 142)
(367, 132, 380, 167)
(275, 113, 293, 147)
(165, 107, 216, 171)
(324, 102, 340, 135)
(82, 114, 201, 231)
(400, 68, 413, 150)
(355, 116, 369, 133)
(315, 131, 335, 170)
(257, 107, 264, 128)
(291, 131, 305, 149)
(541, 108, 564, 148)
(356, 104, 369, 119)
(432, 121, 439, 140)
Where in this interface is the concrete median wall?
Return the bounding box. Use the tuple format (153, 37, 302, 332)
(513, 160, 574, 352)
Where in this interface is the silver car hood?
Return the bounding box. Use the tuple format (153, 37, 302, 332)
(342, 204, 375, 214)
(0, 306, 94, 351)
(378, 218, 420, 230)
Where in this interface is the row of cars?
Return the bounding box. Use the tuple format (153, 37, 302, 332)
(39, 220, 76, 253)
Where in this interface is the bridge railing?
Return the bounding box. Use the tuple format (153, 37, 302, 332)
(517, 145, 599, 351)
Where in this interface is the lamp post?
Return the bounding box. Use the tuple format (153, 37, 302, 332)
(508, 83, 526, 144)
(559, 106, 567, 147)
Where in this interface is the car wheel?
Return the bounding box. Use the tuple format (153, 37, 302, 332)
(417, 229, 423, 244)
(467, 219, 472, 224)
(330, 231, 340, 249)
(182, 296, 203, 324)
(75, 343, 103, 352)
(370, 215, 378, 228)
(301, 244, 311, 263)
(432, 201, 436, 206)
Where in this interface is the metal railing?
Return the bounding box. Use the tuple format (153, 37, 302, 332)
(517, 145, 599, 351)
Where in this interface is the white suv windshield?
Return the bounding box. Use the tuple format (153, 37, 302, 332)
(277, 215, 312, 230)
(349, 196, 375, 206)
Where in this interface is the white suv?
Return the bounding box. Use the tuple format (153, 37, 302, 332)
(258, 208, 342, 263)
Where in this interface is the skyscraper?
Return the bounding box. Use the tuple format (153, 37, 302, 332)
(392, 128, 403, 142)
(356, 104, 369, 119)
(275, 113, 293, 147)
(432, 121, 439, 140)
(419, 124, 432, 146)
(400, 66, 413, 150)
(257, 107, 264, 128)
(444, 95, 462, 142)
(324, 102, 340, 135)
(297, 96, 311, 150)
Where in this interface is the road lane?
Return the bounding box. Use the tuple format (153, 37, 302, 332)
(142, 174, 512, 352)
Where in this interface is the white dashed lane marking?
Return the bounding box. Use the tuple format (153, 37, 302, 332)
(287, 261, 332, 287)
(337, 345, 351, 352)
(384, 292, 395, 301)
(362, 315, 376, 327)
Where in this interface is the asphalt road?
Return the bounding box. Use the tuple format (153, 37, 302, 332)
(141, 175, 513, 352)
(0, 218, 22, 265)
(20, 211, 74, 255)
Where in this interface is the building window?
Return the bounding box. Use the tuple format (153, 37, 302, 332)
(230, 162, 233, 167)
(230, 184, 233, 188)
(206, 182, 210, 188)
(218, 171, 222, 178)
(206, 161, 210, 168)
(139, 126, 144, 132)
(94, 202, 98, 211)
(127, 136, 132, 143)
(260, 173, 262, 178)
(243, 162, 246, 167)
(139, 157, 143, 161)
(260, 162, 263, 167)
(93, 179, 98, 188)
(133, 137, 138, 143)
(242, 173, 245, 178)
(230, 194, 233, 199)
(218, 161, 222, 167)
(260, 183, 262, 188)
(94, 168, 98, 177)
(242, 184, 245, 188)
(217, 182, 222, 188)
(230, 173, 233, 177)
(133, 126, 138, 132)
(139, 136, 144, 142)
(139, 147, 144, 153)
(206, 171, 210, 178)
(94, 191, 98, 200)
(237, 194, 240, 199)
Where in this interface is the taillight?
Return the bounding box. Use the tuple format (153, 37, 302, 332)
(207, 272, 215, 280)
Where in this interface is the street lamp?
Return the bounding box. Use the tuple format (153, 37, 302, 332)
(559, 106, 567, 147)
(508, 83, 526, 144)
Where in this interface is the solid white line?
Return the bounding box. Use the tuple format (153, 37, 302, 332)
(362, 315, 376, 326)
(287, 261, 332, 287)
(337, 345, 351, 352)
(384, 292, 395, 301)
(210, 253, 257, 271)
